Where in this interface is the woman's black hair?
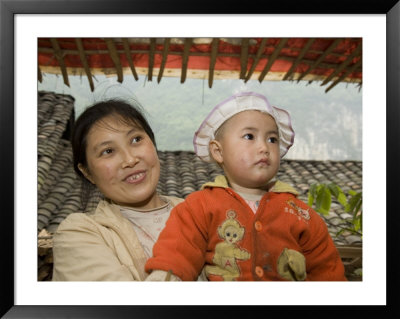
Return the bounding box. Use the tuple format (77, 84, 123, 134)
(71, 98, 156, 211)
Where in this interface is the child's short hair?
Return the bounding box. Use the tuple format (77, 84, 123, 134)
(193, 92, 295, 163)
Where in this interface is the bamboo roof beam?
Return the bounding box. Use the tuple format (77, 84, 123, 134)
(49, 38, 69, 87)
(258, 38, 288, 83)
(75, 38, 94, 92)
(148, 38, 156, 81)
(296, 38, 343, 82)
(325, 58, 362, 93)
(208, 38, 219, 88)
(283, 38, 316, 81)
(245, 38, 267, 82)
(239, 38, 249, 79)
(38, 46, 350, 59)
(104, 38, 123, 83)
(158, 38, 171, 83)
(122, 38, 138, 81)
(181, 38, 193, 83)
(320, 43, 362, 86)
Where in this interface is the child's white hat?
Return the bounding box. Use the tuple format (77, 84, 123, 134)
(193, 91, 295, 163)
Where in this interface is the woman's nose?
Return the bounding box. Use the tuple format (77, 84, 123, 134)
(122, 151, 139, 168)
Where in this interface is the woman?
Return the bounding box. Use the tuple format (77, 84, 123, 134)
(52, 99, 183, 281)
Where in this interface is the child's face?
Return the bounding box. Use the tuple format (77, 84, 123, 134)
(211, 110, 280, 194)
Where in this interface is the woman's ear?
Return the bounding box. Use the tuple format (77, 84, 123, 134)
(209, 139, 224, 164)
(78, 163, 95, 184)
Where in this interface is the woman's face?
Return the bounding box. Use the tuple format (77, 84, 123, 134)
(79, 115, 162, 210)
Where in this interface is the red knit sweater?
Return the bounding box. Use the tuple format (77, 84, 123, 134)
(146, 179, 346, 281)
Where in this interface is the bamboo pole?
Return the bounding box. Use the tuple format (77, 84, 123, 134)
(321, 43, 362, 86)
(258, 38, 288, 82)
(158, 38, 171, 83)
(122, 38, 139, 81)
(181, 38, 193, 83)
(208, 38, 219, 88)
(325, 58, 362, 93)
(245, 38, 267, 82)
(49, 38, 70, 87)
(148, 38, 156, 81)
(296, 38, 343, 82)
(75, 38, 94, 91)
(283, 38, 316, 81)
(104, 38, 123, 83)
(38, 66, 43, 83)
(239, 38, 249, 79)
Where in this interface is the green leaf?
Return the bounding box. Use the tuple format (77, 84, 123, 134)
(348, 190, 357, 196)
(353, 217, 361, 232)
(327, 183, 348, 207)
(346, 192, 362, 214)
(327, 183, 339, 198)
(315, 185, 331, 215)
(307, 183, 317, 207)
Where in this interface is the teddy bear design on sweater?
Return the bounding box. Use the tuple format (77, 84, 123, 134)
(205, 210, 251, 281)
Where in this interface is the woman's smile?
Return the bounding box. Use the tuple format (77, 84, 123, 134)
(123, 170, 146, 184)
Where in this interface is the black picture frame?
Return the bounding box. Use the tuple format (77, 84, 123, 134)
(1, 0, 399, 317)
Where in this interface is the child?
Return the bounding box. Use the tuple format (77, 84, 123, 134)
(145, 91, 347, 281)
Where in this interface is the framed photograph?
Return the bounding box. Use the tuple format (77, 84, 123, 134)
(1, 0, 398, 317)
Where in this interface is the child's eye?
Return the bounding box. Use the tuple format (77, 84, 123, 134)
(226, 232, 231, 237)
(243, 133, 254, 140)
(233, 233, 237, 238)
(268, 137, 278, 143)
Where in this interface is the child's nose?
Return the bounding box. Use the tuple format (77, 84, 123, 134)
(258, 140, 269, 153)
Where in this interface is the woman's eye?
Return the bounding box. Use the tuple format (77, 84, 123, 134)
(243, 133, 254, 140)
(101, 148, 113, 156)
(132, 136, 143, 144)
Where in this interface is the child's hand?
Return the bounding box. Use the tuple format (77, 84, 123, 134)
(277, 248, 307, 281)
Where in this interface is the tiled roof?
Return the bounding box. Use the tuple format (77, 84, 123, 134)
(37, 91, 362, 281)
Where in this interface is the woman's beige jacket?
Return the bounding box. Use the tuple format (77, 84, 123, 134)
(52, 196, 183, 281)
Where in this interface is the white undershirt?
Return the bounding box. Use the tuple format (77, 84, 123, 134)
(236, 191, 265, 214)
(119, 200, 171, 258)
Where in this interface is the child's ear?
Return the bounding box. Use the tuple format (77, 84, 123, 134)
(209, 139, 224, 164)
(78, 163, 95, 184)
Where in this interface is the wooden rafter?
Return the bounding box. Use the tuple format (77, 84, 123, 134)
(245, 38, 268, 82)
(104, 38, 123, 83)
(239, 38, 249, 79)
(283, 38, 316, 81)
(181, 38, 193, 83)
(158, 38, 171, 83)
(208, 38, 219, 88)
(75, 38, 94, 92)
(325, 58, 362, 93)
(148, 38, 156, 81)
(49, 38, 69, 87)
(296, 38, 343, 82)
(122, 38, 138, 81)
(258, 38, 289, 82)
(321, 43, 362, 86)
